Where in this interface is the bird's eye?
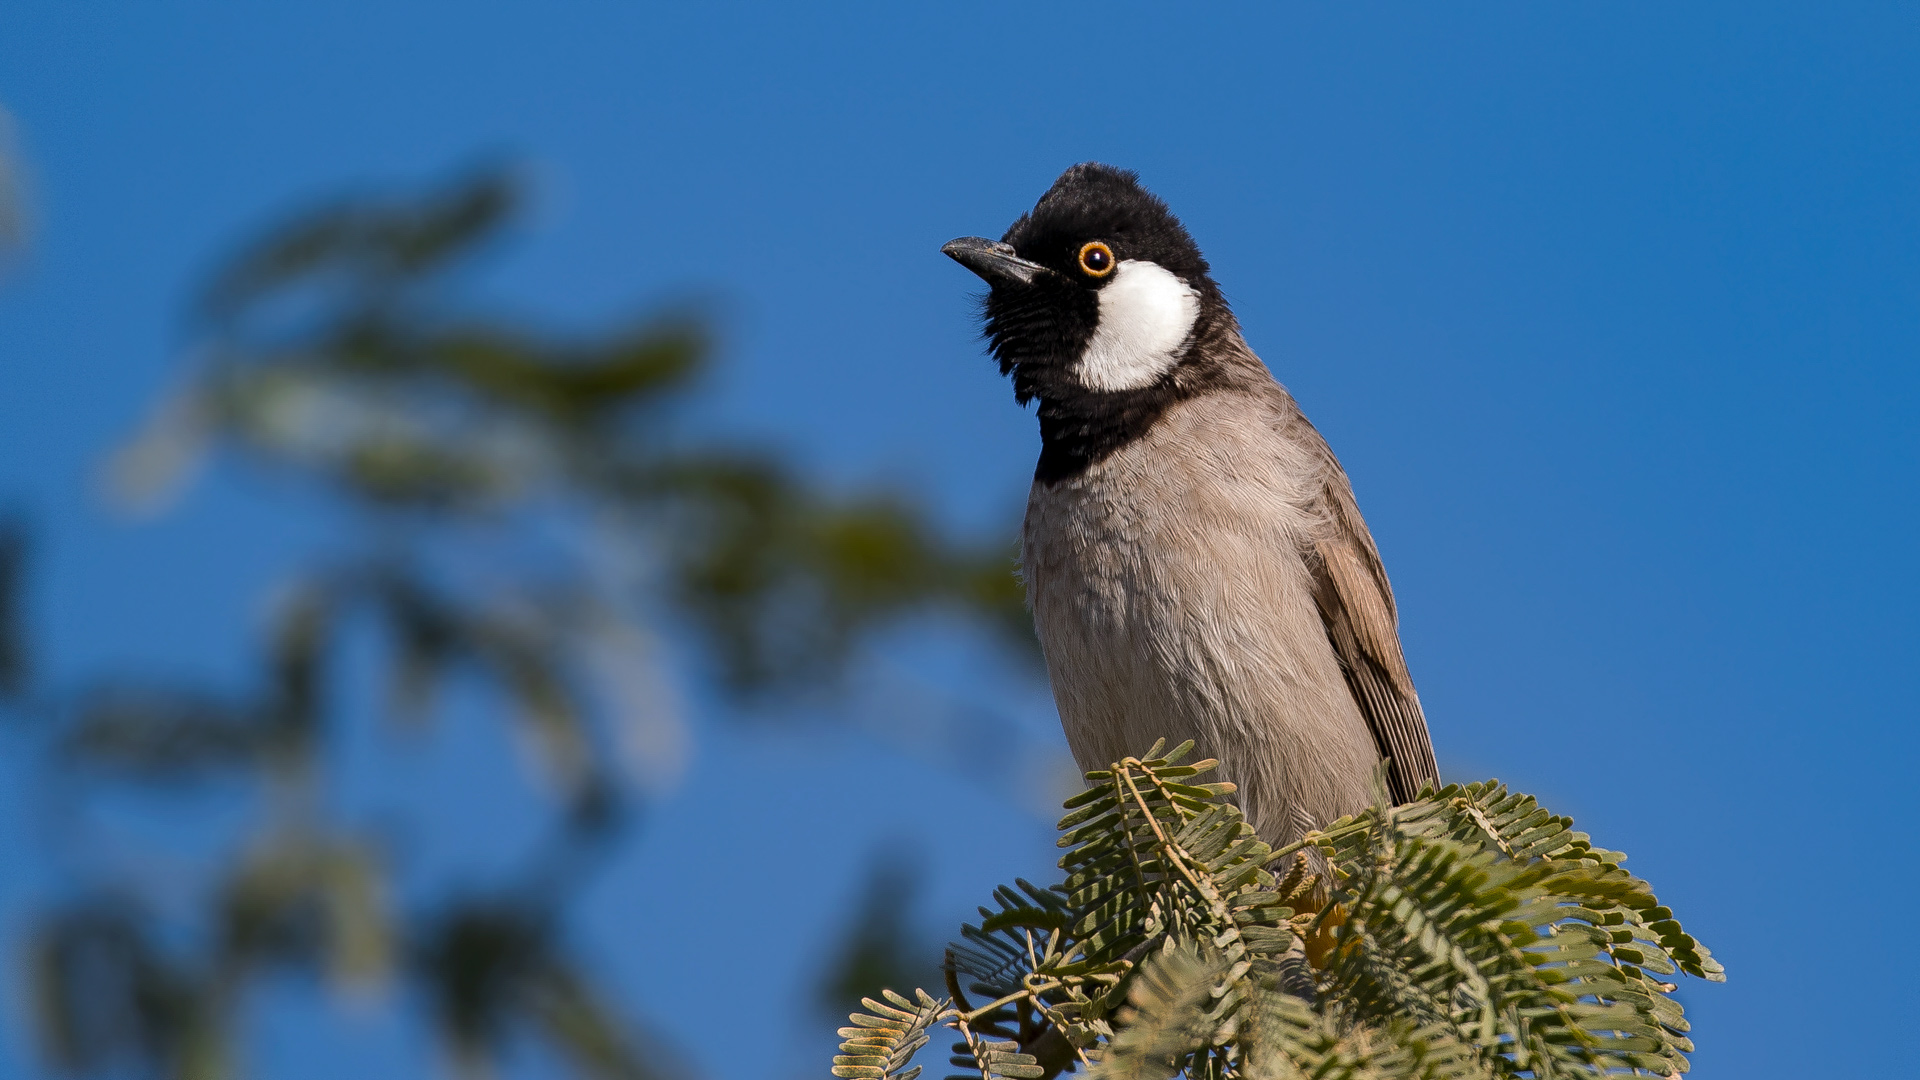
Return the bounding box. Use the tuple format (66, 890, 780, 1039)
(1077, 241, 1116, 278)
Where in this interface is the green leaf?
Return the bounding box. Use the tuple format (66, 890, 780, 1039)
(830, 744, 1722, 1080)
(834, 989, 949, 1080)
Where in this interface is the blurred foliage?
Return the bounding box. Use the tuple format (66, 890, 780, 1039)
(114, 166, 1026, 692)
(0, 516, 26, 699)
(16, 166, 1027, 1080)
(0, 108, 27, 262)
(831, 741, 1722, 1080)
(819, 852, 949, 1026)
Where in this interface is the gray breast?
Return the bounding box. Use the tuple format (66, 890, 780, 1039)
(1021, 389, 1383, 847)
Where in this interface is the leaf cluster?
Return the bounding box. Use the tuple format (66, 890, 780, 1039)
(832, 741, 1721, 1080)
(0, 109, 26, 262)
(117, 165, 1027, 693)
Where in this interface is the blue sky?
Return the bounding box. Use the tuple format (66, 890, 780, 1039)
(4, 3, 1918, 1077)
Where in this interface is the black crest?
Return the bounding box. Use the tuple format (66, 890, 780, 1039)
(1002, 163, 1212, 284)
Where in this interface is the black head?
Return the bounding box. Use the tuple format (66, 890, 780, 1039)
(942, 163, 1245, 482)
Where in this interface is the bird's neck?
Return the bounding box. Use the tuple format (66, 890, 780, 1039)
(1030, 320, 1260, 485)
(1032, 383, 1183, 484)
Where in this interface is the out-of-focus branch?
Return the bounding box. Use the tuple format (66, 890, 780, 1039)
(24, 164, 1032, 1080)
(0, 108, 30, 264)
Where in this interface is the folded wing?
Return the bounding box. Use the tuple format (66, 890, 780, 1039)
(1308, 463, 1440, 805)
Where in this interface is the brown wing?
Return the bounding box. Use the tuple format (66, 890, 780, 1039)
(1308, 466, 1440, 805)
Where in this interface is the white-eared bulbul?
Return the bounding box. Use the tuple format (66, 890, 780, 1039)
(944, 163, 1438, 849)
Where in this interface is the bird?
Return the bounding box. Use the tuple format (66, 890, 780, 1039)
(943, 163, 1438, 852)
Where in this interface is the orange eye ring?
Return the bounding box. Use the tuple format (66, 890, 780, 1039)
(1077, 241, 1116, 277)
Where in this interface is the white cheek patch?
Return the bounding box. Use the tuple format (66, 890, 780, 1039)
(1074, 259, 1201, 393)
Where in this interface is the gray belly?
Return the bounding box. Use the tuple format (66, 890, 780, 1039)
(1021, 431, 1382, 847)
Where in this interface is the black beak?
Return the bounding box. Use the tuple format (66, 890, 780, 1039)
(942, 236, 1051, 286)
